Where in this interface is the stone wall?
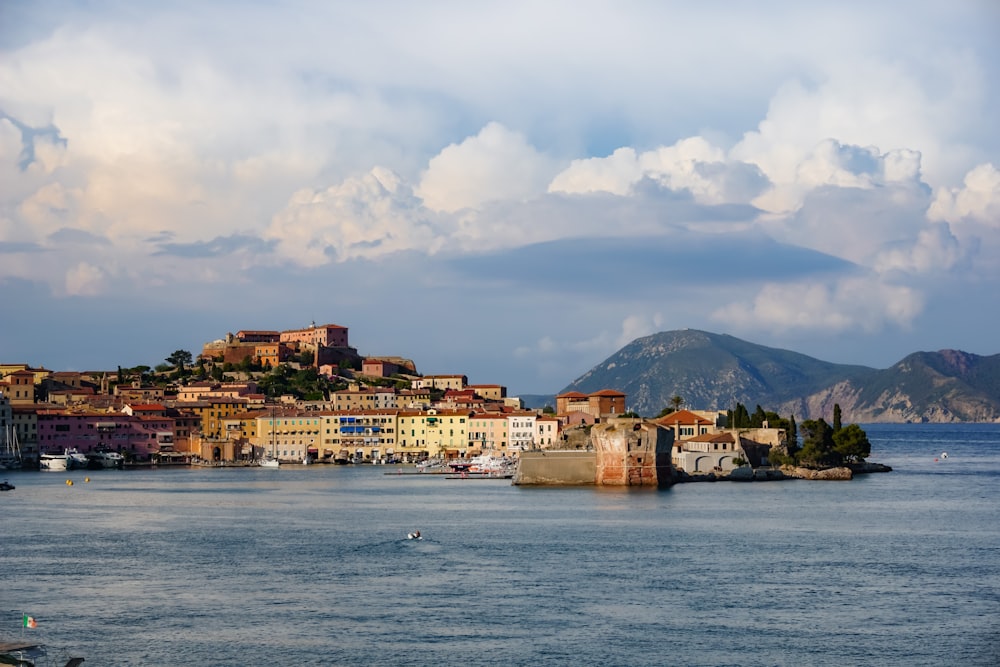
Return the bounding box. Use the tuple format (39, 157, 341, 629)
(513, 450, 596, 485)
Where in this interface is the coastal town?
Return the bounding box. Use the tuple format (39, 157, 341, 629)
(1, 320, 865, 484)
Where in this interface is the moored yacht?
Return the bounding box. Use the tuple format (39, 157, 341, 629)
(40, 452, 70, 471)
(88, 450, 125, 469)
(65, 448, 90, 470)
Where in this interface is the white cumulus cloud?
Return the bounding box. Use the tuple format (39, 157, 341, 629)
(265, 167, 444, 267)
(927, 163, 1000, 225)
(416, 122, 559, 213)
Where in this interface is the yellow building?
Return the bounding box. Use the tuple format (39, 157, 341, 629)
(321, 408, 401, 463)
(256, 410, 322, 462)
(183, 397, 250, 440)
(397, 408, 472, 460)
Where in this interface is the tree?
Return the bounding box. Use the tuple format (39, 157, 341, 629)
(728, 403, 751, 428)
(833, 403, 843, 432)
(798, 418, 837, 467)
(166, 350, 193, 373)
(669, 395, 685, 412)
(750, 404, 767, 428)
(833, 423, 871, 463)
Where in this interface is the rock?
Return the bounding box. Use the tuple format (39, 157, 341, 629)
(780, 465, 853, 480)
(850, 461, 893, 474)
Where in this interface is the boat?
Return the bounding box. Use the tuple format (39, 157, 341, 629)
(1, 426, 23, 470)
(259, 408, 281, 467)
(1, 638, 84, 666)
(88, 450, 125, 469)
(0, 480, 13, 491)
(407, 531, 422, 540)
(448, 453, 515, 475)
(40, 452, 70, 471)
(65, 448, 90, 470)
(302, 456, 312, 465)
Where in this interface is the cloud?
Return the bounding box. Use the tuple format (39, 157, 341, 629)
(927, 163, 1000, 225)
(264, 167, 444, 267)
(712, 276, 924, 333)
(416, 122, 560, 212)
(152, 233, 275, 258)
(873, 223, 968, 275)
(549, 137, 770, 205)
(64, 261, 107, 296)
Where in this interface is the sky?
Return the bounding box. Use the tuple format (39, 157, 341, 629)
(1, 1, 999, 395)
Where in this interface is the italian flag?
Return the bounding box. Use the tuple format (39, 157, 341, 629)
(23, 614, 37, 629)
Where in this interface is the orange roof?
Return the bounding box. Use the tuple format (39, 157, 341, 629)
(655, 410, 714, 426)
(685, 432, 735, 443)
(556, 391, 588, 399)
(590, 389, 625, 397)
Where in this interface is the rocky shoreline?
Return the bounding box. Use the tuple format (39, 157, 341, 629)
(673, 461, 892, 483)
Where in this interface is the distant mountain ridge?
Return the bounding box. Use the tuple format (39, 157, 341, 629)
(554, 329, 1000, 423)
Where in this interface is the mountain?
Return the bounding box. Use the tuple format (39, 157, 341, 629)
(558, 330, 1000, 423)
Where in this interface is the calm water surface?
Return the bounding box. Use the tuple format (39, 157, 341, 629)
(3, 423, 999, 666)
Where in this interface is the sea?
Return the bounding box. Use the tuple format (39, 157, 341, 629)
(2, 423, 999, 667)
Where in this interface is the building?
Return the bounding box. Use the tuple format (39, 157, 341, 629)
(332, 384, 398, 412)
(321, 409, 400, 463)
(412, 375, 467, 391)
(35, 409, 175, 461)
(396, 408, 471, 460)
(280, 323, 349, 348)
(654, 409, 719, 439)
(555, 389, 627, 419)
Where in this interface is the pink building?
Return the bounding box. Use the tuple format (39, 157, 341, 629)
(36, 410, 175, 461)
(280, 323, 349, 348)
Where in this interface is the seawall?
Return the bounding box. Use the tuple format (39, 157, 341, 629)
(513, 450, 596, 485)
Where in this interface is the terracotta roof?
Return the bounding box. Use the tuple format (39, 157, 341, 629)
(685, 432, 735, 443)
(655, 409, 714, 426)
(590, 389, 625, 397)
(556, 391, 588, 399)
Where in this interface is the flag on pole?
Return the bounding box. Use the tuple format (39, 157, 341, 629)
(22, 614, 37, 629)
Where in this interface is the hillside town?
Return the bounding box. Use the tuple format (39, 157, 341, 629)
(1, 321, 794, 479)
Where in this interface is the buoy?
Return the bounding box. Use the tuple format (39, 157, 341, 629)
(66, 479, 73, 486)
(84, 477, 91, 482)
(941, 452, 948, 459)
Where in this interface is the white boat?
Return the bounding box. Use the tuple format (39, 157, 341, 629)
(65, 448, 90, 470)
(40, 453, 69, 471)
(260, 407, 281, 467)
(449, 453, 515, 475)
(0, 425, 23, 470)
(89, 450, 125, 469)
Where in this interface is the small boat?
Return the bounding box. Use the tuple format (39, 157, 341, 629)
(0, 480, 14, 491)
(259, 456, 280, 468)
(40, 452, 70, 471)
(407, 531, 422, 540)
(1, 638, 84, 666)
